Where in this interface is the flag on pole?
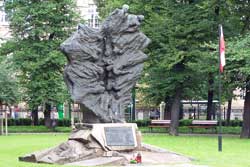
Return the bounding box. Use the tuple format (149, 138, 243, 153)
(219, 25, 225, 73)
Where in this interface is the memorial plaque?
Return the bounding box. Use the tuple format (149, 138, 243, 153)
(104, 127, 135, 146)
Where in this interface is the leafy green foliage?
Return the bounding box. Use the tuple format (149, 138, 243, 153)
(0, 58, 20, 105)
(97, 0, 223, 105)
(96, 0, 249, 106)
(226, 34, 250, 87)
(0, 0, 80, 109)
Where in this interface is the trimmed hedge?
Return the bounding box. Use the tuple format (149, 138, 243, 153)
(8, 118, 32, 126)
(130, 119, 242, 127)
(128, 119, 151, 127)
(57, 119, 71, 127)
(221, 120, 243, 126)
(6, 118, 243, 127)
(7, 118, 71, 127)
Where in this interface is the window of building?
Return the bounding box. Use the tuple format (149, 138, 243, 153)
(94, 15, 99, 27)
(0, 3, 9, 24)
(0, 10, 8, 23)
(239, 89, 245, 99)
(87, 4, 99, 28)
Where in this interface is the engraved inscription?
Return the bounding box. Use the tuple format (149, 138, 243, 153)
(104, 127, 135, 146)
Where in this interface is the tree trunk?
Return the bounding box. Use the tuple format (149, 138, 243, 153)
(44, 103, 51, 128)
(0, 117, 2, 136)
(0, 116, 3, 135)
(4, 105, 8, 135)
(206, 73, 214, 120)
(226, 98, 232, 126)
(164, 97, 172, 120)
(241, 85, 250, 138)
(32, 107, 39, 126)
(169, 89, 182, 136)
(0, 102, 3, 135)
(179, 104, 183, 119)
(7, 105, 12, 118)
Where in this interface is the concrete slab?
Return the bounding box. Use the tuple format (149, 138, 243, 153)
(65, 157, 127, 166)
(125, 165, 208, 167)
(64, 150, 208, 167)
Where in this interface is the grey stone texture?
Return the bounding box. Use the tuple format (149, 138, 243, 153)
(19, 123, 139, 165)
(105, 127, 135, 146)
(19, 123, 206, 166)
(60, 5, 150, 123)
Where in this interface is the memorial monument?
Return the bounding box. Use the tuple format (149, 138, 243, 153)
(19, 5, 192, 166)
(19, 5, 150, 165)
(60, 4, 150, 123)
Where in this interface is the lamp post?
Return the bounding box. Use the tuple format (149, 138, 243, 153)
(0, 110, 3, 135)
(5, 107, 8, 135)
(160, 101, 166, 120)
(131, 87, 136, 121)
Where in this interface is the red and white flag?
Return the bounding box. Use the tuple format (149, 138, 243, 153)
(219, 25, 225, 73)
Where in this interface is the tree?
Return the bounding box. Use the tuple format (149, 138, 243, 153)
(0, 58, 20, 134)
(226, 34, 250, 138)
(96, 0, 220, 135)
(215, 0, 250, 138)
(0, 0, 79, 127)
(0, 58, 20, 108)
(97, 0, 250, 137)
(231, 0, 250, 139)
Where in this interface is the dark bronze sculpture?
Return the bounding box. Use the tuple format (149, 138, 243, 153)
(60, 5, 150, 123)
(19, 7, 191, 166)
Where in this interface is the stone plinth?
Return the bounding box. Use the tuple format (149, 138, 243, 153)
(19, 123, 200, 166)
(19, 123, 141, 165)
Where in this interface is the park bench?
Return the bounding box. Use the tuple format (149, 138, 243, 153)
(188, 120, 218, 133)
(148, 120, 171, 132)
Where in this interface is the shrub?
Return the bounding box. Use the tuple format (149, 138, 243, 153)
(7, 118, 71, 126)
(6, 118, 243, 127)
(128, 119, 151, 127)
(38, 118, 45, 125)
(179, 119, 192, 126)
(230, 120, 242, 126)
(7, 118, 32, 126)
(57, 119, 71, 127)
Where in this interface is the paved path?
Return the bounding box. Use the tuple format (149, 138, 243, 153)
(66, 144, 208, 167)
(126, 164, 208, 167)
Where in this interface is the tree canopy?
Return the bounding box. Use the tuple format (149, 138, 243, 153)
(0, 57, 20, 106)
(0, 0, 79, 109)
(96, 0, 250, 137)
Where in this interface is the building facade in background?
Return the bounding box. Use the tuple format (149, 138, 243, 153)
(0, 0, 11, 44)
(76, 0, 99, 28)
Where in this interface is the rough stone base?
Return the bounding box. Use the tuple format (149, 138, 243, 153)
(19, 123, 139, 165)
(65, 157, 127, 166)
(19, 123, 202, 166)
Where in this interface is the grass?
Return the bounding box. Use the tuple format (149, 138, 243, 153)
(0, 133, 249, 167)
(0, 134, 68, 167)
(143, 134, 250, 167)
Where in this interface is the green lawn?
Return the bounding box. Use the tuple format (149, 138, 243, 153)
(143, 134, 250, 167)
(0, 134, 249, 167)
(0, 134, 68, 167)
